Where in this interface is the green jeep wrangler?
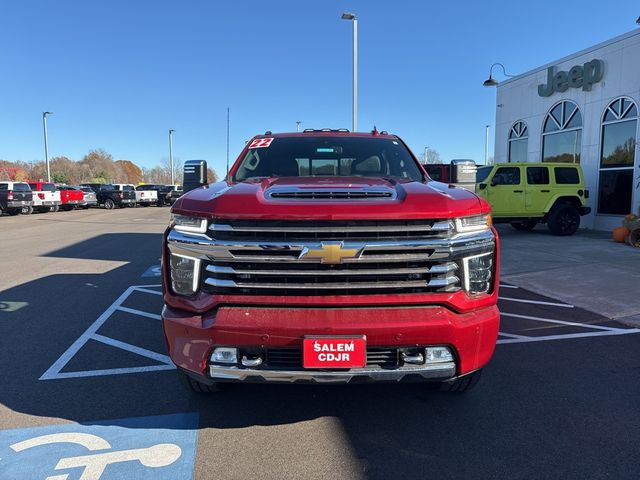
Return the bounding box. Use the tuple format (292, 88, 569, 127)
(475, 162, 591, 236)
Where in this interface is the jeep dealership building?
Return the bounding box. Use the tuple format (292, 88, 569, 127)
(493, 29, 640, 231)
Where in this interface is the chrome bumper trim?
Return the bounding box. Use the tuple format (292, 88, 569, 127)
(208, 362, 456, 383)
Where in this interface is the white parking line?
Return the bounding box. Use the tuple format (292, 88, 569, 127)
(499, 284, 519, 289)
(501, 312, 626, 332)
(497, 332, 529, 339)
(116, 306, 162, 320)
(92, 334, 172, 364)
(499, 296, 575, 308)
(40, 284, 173, 381)
(135, 287, 163, 296)
(497, 328, 640, 344)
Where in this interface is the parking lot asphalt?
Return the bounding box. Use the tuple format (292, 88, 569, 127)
(1, 209, 639, 480)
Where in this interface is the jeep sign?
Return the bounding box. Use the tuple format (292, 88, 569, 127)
(537, 59, 604, 97)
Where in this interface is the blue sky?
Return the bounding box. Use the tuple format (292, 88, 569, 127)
(1, 0, 638, 177)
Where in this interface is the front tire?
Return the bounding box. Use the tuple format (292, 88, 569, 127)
(104, 199, 115, 210)
(547, 204, 580, 236)
(181, 372, 223, 393)
(510, 220, 538, 231)
(440, 369, 482, 393)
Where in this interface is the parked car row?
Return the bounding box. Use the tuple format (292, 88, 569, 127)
(0, 181, 183, 216)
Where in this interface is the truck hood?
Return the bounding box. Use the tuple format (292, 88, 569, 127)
(173, 177, 488, 220)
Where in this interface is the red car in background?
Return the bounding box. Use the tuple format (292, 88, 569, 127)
(56, 185, 84, 211)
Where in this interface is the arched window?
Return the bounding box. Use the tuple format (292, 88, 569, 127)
(508, 121, 528, 163)
(598, 97, 637, 215)
(542, 101, 582, 163)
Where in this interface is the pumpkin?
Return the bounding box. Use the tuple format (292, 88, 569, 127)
(613, 226, 630, 243)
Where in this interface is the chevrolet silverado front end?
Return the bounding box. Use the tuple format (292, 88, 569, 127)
(162, 131, 499, 392)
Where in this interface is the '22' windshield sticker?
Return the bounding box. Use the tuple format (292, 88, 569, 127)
(248, 138, 273, 148)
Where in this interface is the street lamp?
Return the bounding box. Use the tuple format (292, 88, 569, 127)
(42, 112, 53, 182)
(169, 129, 175, 185)
(296, 120, 301, 132)
(341, 12, 357, 132)
(482, 63, 516, 87)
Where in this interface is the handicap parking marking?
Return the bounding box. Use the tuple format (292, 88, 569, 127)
(0, 413, 198, 480)
(40, 284, 175, 381)
(497, 284, 640, 344)
(141, 265, 161, 278)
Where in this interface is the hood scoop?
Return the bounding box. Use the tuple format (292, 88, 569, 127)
(266, 186, 396, 200)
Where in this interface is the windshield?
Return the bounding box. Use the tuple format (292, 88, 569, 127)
(233, 136, 423, 182)
(476, 166, 493, 183)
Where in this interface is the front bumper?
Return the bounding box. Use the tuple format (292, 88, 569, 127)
(162, 303, 499, 384)
(206, 362, 456, 384)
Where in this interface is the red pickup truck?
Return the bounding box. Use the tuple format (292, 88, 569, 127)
(162, 130, 499, 393)
(56, 185, 84, 211)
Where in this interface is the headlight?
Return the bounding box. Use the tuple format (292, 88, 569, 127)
(170, 214, 207, 234)
(455, 214, 492, 233)
(462, 252, 493, 294)
(170, 253, 200, 296)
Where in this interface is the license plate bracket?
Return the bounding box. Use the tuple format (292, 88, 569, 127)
(302, 336, 366, 369)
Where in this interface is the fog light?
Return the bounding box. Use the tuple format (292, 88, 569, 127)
(462, 252, 493, 294)
(210, 347, 238, 364)
(170, 253, 200, 296)
(425, 346, 454, 364)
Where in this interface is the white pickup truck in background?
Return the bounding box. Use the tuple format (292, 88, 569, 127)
(113, 183, 157, 207)
(28, 181, 62, 213)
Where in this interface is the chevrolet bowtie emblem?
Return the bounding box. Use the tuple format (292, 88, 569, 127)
(300, 243, 362, 264)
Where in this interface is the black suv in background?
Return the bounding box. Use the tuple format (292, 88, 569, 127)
(166, 185, 183, 205)
(80, 183, 136, 209)
(0, 181, 33, 215)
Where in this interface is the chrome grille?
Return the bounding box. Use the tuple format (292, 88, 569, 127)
(167, 220, 495, 297)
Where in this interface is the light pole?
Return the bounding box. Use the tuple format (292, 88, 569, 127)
(168, 129, 175, 185)
(341, 12, 357, 132)
(42, 112, 53, 182)
(485, 125, 490, 165)
(424, 146, 429, 164)
(296, 120, 301, 132)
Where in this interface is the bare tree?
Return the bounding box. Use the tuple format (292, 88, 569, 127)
(423, 148, 442, 164)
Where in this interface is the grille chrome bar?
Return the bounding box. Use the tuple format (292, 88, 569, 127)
(205, 278, 458, 290)
(206, 263, 458, 276)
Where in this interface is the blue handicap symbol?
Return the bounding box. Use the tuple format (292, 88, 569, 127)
(141, 265, 162, 278)
(0, 413, 198, 480)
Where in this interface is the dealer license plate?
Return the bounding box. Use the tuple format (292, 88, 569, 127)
(302, 336, 366, 369)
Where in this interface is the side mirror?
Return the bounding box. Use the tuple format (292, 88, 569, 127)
(478, 183, 487, 190)
(490, 177, 502, 186)
(183, 160, 208, 194)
